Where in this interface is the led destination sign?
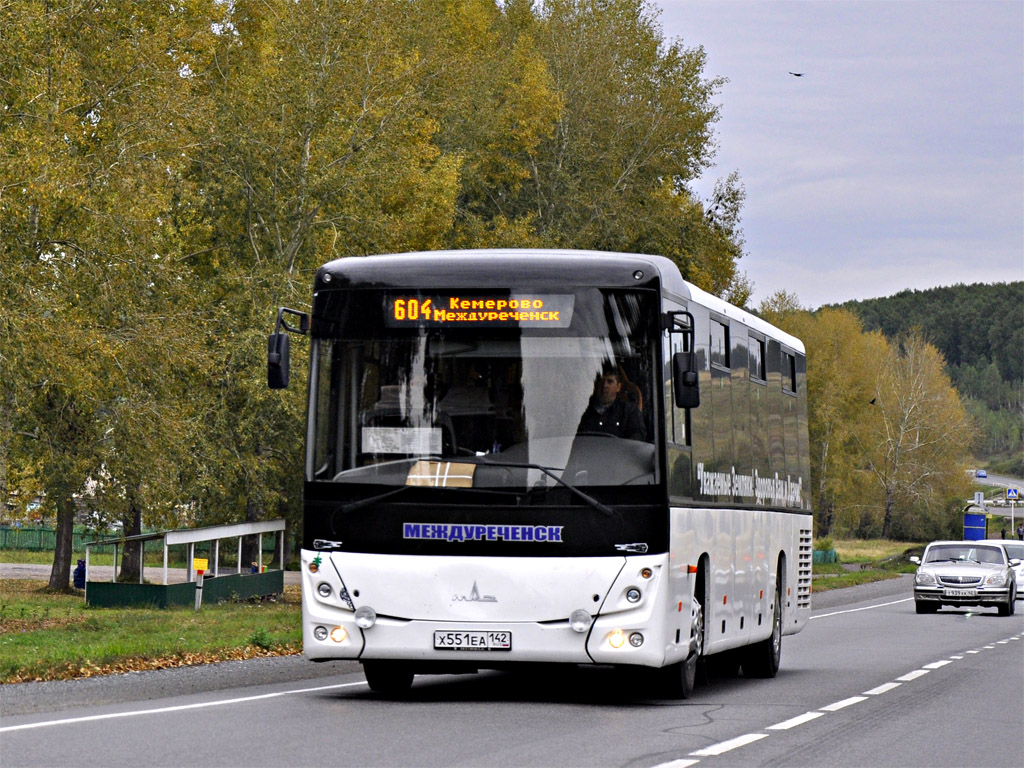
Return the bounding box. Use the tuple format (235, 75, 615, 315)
(386, 294, 574, 328)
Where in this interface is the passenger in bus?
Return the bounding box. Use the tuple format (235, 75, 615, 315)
(438, 363, 493, 416)
(576, 368, 645, 440)
(439, 363, 495, 453)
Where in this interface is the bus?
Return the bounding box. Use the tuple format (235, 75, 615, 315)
(268, 249, 813, 697)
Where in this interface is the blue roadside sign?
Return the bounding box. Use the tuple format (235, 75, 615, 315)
(1007, 488, 1019, 501)
(963, 512, 987, 541)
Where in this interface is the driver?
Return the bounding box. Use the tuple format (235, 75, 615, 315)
(576, 368, 645, 440)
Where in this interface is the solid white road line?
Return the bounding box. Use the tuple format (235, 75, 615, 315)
(0, 680, 367, 733)
(809, 598, 911, 620)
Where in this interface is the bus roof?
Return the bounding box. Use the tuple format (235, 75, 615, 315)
(317, 249, 804, 353)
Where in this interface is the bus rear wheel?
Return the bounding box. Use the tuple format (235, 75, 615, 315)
(742, 579, 782, 679)
(363, 661, 414, 694)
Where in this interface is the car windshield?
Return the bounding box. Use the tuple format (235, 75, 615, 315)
(308, 288, 658, 490)
(924, 545, 1005, 565)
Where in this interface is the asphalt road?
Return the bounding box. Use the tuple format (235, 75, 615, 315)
(3, 575, 1022, 768)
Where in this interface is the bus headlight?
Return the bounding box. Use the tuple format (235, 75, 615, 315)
(317, 582, 332, 598)
(626, 587, 642, 603)
(313, 626, 329, 641)
(354, 606, 377, 629)
(608, 629, 626, 649)
(629, 633, 644, 647)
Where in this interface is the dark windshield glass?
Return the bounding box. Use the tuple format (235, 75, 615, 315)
(309, 289, 657, 490)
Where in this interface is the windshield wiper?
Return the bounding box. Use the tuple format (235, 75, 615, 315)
(473, 459, 617, 518)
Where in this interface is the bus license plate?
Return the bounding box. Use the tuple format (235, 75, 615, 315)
(433, 630, 512, 651)
(943, 588, 977, 598)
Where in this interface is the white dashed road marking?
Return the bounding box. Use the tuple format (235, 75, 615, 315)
(689, 733, 768, 757)
(820, 696, 868, 711)
(646, 619, 1021, 768)
(767, 711, 826, 730)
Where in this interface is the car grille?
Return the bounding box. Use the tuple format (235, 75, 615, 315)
(938, 574, 982, 585)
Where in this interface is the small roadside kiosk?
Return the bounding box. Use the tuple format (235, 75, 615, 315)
(963, 494, 988, 541)
(83, 519, 286, 608)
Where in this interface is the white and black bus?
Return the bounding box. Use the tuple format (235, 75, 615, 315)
(268, 249, 812, 697)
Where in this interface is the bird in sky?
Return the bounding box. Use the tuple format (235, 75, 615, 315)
(788, 71, 805, 77)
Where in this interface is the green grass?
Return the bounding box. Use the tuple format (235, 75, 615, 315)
(811, 538, 921, 592)
(0, 579, 301, 683)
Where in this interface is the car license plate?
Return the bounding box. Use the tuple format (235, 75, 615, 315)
(943, 588, 977, 598)
(433, 630, 511, 651)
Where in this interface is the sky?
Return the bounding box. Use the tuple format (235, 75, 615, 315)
(654, 0, 1024, 309)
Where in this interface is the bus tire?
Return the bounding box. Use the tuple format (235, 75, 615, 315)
(660, 597, 703, 698)
(742, 578, 782, 679)
(363, 661, 414, 694)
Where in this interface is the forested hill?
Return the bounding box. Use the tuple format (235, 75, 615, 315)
(832, 282, 1023, 385)
(831, 282, 1022, 466)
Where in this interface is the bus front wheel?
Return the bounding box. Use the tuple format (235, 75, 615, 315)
(363, 661, 414, 694)
(660, 597, 703, 698)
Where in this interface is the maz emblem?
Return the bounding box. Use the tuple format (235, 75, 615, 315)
(615, 543, 649, 553)
(453, 580, 497, 602)
(313, 539, 343, 550)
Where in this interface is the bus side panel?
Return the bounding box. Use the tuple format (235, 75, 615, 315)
(670, 506, 811, 657)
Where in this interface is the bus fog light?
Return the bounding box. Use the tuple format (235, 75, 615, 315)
(354, 606, 377, 629)
(317, 582, 332, 598)
(626, 587, 641, 603)
(629, 632, 644, 647)
(313, 625, 329, 641)
(608, 629, 626, 649)
(569, 609, 592, 633)
(330, 626, 348, 643)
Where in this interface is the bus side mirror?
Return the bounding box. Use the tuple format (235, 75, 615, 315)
(673, 351, 700, 409)
(268, 332, 291, 390)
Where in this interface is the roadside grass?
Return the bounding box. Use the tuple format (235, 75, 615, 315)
(812, 538, 922, 592)
(0, 579, 301, 684)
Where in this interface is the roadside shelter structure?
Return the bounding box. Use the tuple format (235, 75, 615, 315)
(84, 519, 287, 607)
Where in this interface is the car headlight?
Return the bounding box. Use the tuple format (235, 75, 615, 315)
(915, 571, 936, 586)
(984, 571, 1008, 586)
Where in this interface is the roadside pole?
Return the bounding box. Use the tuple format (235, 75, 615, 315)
(194, 557, 208, 611)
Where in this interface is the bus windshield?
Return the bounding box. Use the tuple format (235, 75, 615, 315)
(310, 288, 657, 490)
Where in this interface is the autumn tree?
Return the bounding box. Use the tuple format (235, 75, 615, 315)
(771, 306, 887, 536)
(863, 332, 975, 539)
(503, 0, 744, 297)
(0, 0, 219, 587)
(1, 0, 756, 582)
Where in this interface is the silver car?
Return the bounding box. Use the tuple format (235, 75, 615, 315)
(910, 541, 1018, 615)
(979, 539, 1024, 599)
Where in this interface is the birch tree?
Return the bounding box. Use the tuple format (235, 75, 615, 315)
(866, 332, 975, 539)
